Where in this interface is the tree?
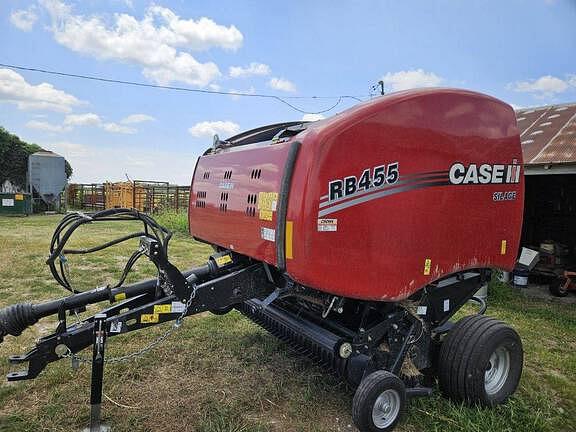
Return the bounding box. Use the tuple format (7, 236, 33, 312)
(0, 127, 73, 190)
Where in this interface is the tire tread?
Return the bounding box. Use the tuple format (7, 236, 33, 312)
(438, 314, 522, 406)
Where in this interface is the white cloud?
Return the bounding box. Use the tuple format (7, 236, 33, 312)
(380, 69, 443, 92)
(10, 8, 38, 31)
(39, 0, 244, 87)
(25, 120, 70, 133)
(120, 114, 155, 124)
(229, 62, 271, 78)
(302, 114, 325, 121)
(508, 75, 572, 98)
(64, 113, 102, 126)
(188, 120, 240, 138)
(101, 122, 136, 134)
(43, 141, 197, 184)
(42, 113, 139, 134)
(268, 77, 296, 93)
(0, 68, 80, 112)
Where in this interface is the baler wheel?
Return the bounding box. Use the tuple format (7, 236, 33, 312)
(352, 371, 406, 432)
(438, 315, 523, 406)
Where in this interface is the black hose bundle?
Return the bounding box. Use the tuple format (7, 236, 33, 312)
(46, 208, 173, 294)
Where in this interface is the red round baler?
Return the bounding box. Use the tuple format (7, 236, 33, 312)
(188, 88, 525, 430)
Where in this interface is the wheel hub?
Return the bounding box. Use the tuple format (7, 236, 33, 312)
(484, 346, 511, 395)
(372, 389, 401, 428)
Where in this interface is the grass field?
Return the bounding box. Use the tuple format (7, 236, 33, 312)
(0, 214, 575, 432)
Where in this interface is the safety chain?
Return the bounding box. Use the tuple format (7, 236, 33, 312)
(63, 284, 196, 365)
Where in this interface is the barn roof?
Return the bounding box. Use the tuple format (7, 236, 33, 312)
(516, 103, 576, 168)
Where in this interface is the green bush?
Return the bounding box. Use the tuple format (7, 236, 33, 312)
(154, 209, 189, 235)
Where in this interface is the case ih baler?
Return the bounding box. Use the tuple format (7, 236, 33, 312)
(0, 89, 524, 432)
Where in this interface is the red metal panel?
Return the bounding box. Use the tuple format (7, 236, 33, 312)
(285, 89, 524, 300)
(189, 142, 292, 266)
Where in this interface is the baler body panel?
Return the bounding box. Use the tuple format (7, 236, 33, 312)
(189, 142, 291, 266)
(189, 88, 524, 301)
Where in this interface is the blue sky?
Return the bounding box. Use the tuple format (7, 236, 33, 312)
(1, 0, 575, 184)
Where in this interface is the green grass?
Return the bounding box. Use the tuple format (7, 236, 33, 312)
(0, 214, 575, 432)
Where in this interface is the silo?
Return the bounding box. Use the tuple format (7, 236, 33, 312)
(28, 151, 68, 211)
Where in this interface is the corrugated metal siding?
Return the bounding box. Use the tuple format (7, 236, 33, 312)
(517, 103, 576, 165)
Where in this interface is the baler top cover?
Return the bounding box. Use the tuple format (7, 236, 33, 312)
(189, 88, 524, 301)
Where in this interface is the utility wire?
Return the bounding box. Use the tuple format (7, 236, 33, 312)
(0, 63, 366, 115)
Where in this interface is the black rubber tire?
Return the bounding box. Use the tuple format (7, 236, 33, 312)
(549, 277, 569, 297)
(352, 371, 406, 432)
(438, 315, 523, 406)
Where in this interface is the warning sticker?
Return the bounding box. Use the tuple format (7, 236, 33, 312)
(15, 194, 23, 201)
(317, 218, 337, 232)
(258, 192, 278, 220)
(501, 240, 507, 255)
(114, 292, 126, 302)
(140, 313, 159, 324)
(2, 199, 14, 207)
(171, 301, 186, 314)
(215, 254, 232, 267)
(259, 209, 273, 221)
(109, 321, 123, 333)
(261, 227, 275, 242)
(154, 304, 172, 314)
(423, 258, 432, 275)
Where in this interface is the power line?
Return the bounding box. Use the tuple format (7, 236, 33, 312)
(0, 63, 366, 115)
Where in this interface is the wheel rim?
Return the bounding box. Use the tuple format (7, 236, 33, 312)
(484, 346, 511, 395)
(371, 389, 401, 429)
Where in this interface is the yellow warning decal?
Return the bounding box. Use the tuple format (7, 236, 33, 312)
(424, 258, 432, 275)
(14, 194, 23, 201)
(501, 240, 507, 255)
(114, 292, 126, 302)
(259, 209, 273, 221)
(258, 192, 278, 220)
(140, 314, 159, 324)
(215, 254, 232, 267)
(154, 304, 172, 314)
(286, 221, 293, 259)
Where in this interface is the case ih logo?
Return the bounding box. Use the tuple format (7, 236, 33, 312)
(448, 161, 521, 185)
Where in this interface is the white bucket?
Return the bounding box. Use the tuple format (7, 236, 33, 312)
(498, 271, 510, 283)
